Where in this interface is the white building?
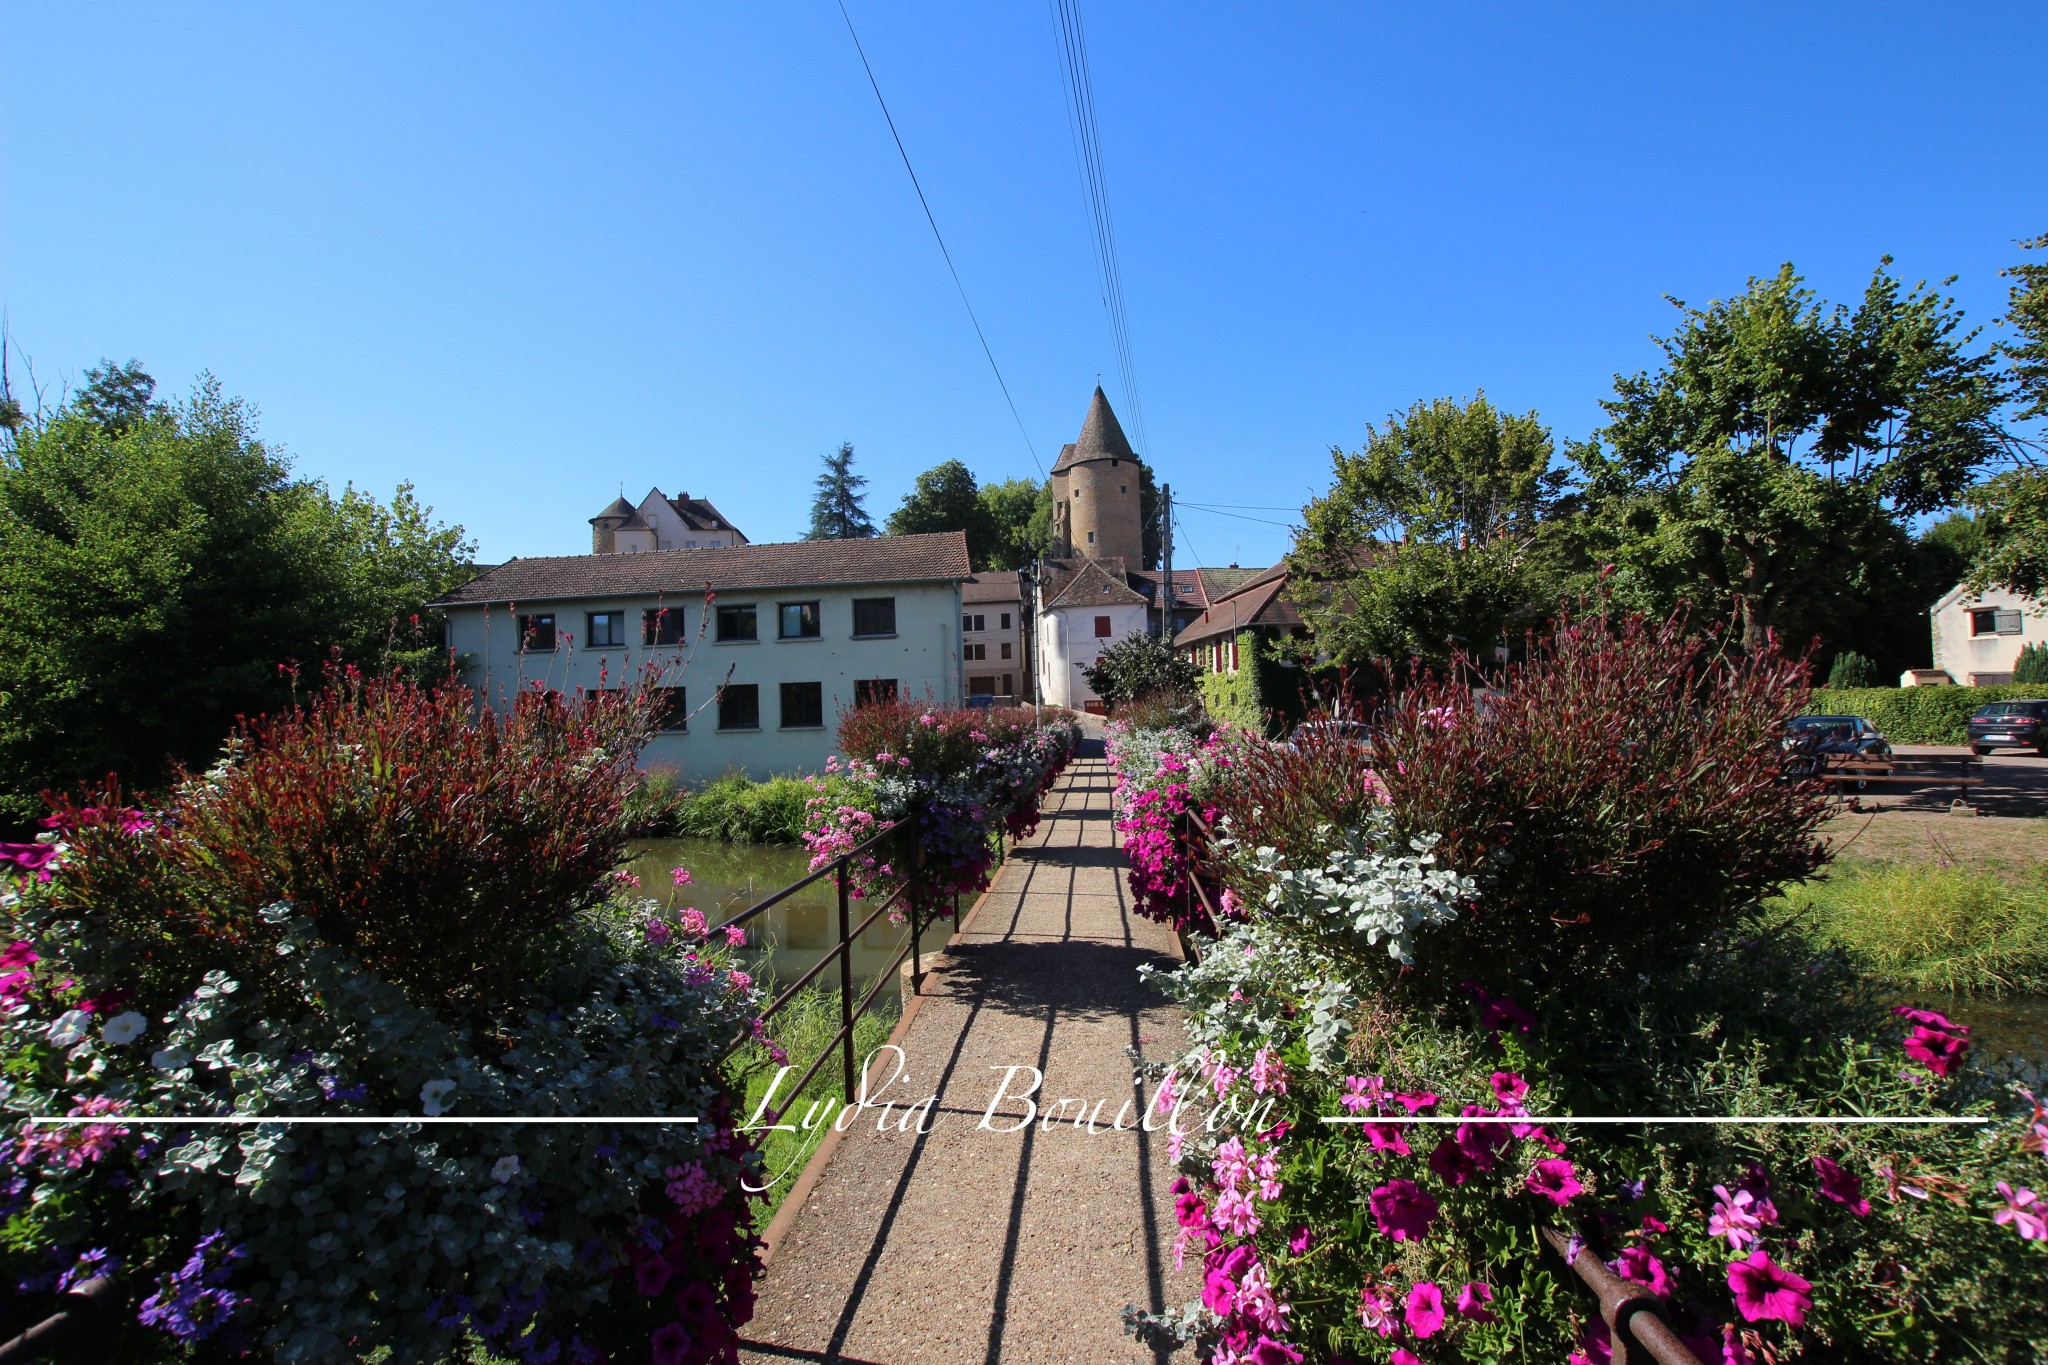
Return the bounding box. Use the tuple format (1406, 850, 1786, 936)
(962, 573, 1027, 702)
(1034, 559, 1150, 712)
(434, 533, 972, 779)
(1924, 583, 2047, 685)
(590, 488, 748, 553)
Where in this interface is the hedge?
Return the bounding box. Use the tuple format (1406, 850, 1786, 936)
(1806, 684, 2048, 744)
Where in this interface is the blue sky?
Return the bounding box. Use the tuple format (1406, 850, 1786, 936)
(6, 3, 2043, 568)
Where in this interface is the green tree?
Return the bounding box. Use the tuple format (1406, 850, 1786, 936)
(1577, 259, 2007, 653)
(72, 358, 158, 433)
(1292, 395, 1575, 667)
(806, 442, 875, 540)
(2012, 641, 2048, 684)
(886, 459, 998, 566)
(1826, 650, 1878, 688)
(1964, 233, 2048, 604)
(1079, 631, 1199, 706)
(0, 373, 471, 823)
(976, 476, 1043, 570)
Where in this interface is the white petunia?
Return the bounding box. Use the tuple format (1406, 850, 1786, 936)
(46, 1010, 91, 1046)
(419, 1078, 457, 1116)
(101, 1011, 147, 1045)
(152, 1046, 192, 1071)
(490, 1155, 521, 1183)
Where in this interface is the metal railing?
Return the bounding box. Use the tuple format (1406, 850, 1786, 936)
(0, 1277, 120, 1364)
(1172, 804, 1226, 962)
(711, 816, 931, 1118)
(1542, 1226, 1705, 1365)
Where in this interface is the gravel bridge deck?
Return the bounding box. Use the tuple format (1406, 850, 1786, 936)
(738, 736, 1196, 1364)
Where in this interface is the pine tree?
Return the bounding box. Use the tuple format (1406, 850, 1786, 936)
(807, 442, 876, 540)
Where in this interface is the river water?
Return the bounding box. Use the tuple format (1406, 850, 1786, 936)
(622, 837, 914, 999)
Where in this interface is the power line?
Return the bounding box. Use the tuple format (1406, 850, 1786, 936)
(1047, 0, 1147, 458)
(1177, 503, 1300, 529)
(834, 0, 1043, 477)
(1176, 500, 1305, 513)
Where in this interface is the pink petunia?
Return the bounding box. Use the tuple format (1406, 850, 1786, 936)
(1391, 1351, 1424, 1365)
(1454, 1281, 1496, 1322)
(1404, 1281, 1445, 1338)
(1428, 1137, 1479, 1186)
(0, 941, 37, 971)
(1526, 1158, 1583, 1206)
(1903, 1025, 1970, 1076)
(1287, 1226, 1314, 1255)
(1726, 1250, 1813, 1328)
(1993, 1182, 2046, 1240)
(1362, 1122, 1411, 1156)
(1892, 1004, 1968, 1034)
(1368, 1179, 1439, 1242)
(651, 1321, 691, 1365)
(1812, 1156, 1871, 1216)
(1611, 1246, 1672, 1297)
(1490, 1070, 1529, 1107)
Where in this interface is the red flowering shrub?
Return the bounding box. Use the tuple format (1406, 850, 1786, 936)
(1374, 603, 1833, 992)
(51, 670, 657, 1011)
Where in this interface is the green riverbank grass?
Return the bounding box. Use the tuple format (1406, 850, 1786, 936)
(726, 981, 902, 1227)
(1776, 860, 2048, 996)
(630, 770, 814, 843)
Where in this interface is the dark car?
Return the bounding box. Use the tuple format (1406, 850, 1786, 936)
(1968, 700, 2048, 756)
(1783, 715, 1892, 783)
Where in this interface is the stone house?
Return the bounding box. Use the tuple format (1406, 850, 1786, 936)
(1925, 584, 2047, 685)
(433, 532, 971, 779)
(590, 488, 748, 553)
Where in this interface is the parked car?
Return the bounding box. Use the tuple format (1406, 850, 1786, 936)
(1284, 720, 1378, 754)
(1968, 700, 2048, 756)
(1783, 715, 1892, 783)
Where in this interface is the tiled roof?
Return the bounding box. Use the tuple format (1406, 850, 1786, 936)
(432, 531, 971, 607)
(670, 495, 744, 539)
(1051, 387, 1138, 473)
(590, 496, 637, 522)
(1196, 566, 1264, 600)
(1173, 569, 1304, 649)
(1042, 557, 1147, 609)
(1129, 568, 1213, 611)
(962, 573, 1024, 604)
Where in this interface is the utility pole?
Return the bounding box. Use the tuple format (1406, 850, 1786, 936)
(1157, 482, 1174, 640)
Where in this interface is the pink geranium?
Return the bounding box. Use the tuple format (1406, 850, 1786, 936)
(1708, 1184, 1776, 1251)
(1368, 1179, 1438, 1242)
(1358, 1284, 1398, 1337)
(1993, 1182, 2045, 1240)
(1526, 1158, 1583, 1206)
(1404, 1281, 1446, 1338)
(1727, 1250, 1812, 1328)
(1812, 1156, 1871, 1216)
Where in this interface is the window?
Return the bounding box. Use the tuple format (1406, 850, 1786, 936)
(852, 597, 896, 637)
(1000, 642, 1012, 660)
(963, 614, 971, 634)
(964, 643, 985, 661)
(642, 607, 687, 646)
(1971, 608, 1998, 636)
(1001, 674, 1013, 696)
(971, 614, 986, 632)
(779, 602, 821, 639)
(1000, 612, 1011, 630)
(780, 681, 824, 729)
(716, 604, 758, 642)
(650, 686, 687, 732)
(518, 614, 557, 651)
(1087, 531, 1096, 544)
(586, 611, 625, 648)
(1094, 615, 1112, 638)
(716, 684, 760, 730)
(854, 678, 897, 707)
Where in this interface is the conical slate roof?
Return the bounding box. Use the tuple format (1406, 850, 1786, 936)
(1052, 387, 1136, 472)
(590, 496, 637, 523)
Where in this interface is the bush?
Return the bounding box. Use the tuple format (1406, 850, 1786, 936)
(1807, 684, 2048, 743)
(2016, 642, 2048, 685)
(624, 766, 690, 836)
(48, 671, 652, 1014)
(1779, 862, 2048, 996)
(1, 681, 767, 1361)
(1375, 604, 1833, 995)
(1081, 632, 1201, 708)
(1827, 650, 1879, 688)
(673, 773, 814, 844)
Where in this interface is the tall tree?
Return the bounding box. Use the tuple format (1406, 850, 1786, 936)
(1577, 259, 2006, 652)
(806, 442, 875, 540)
(1965, 232, 2048, 602)
(0, 373, 472, 823)
(1292, 395, 1575, 666)
(976, 476, 1043, 570)
(886, 459, 998, 567)
(73, 358, 158, 434)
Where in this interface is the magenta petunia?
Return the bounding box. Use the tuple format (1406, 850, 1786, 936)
(1611, 1246, 1672, 1297)
(1454, 1281, 1497, 1323)
(1287, 1226, 1315, 1255)
(0, 941, 37, 971)
(1903, 1025, 1970, 1076)
(1892, 1004, 1968, 1035)
(1526, 1158, 1584, 1206)
(651, 1321, 692, 1365)
(1490, 1070, 1529, 1107)
(1391, 1350, 1424, 1365)
(1428, 1136, 1478, 1186)
(1246, 1338, 1303, 1365)
(1363, 1121, 1412, 1156)
(1812, 1156, 1871, 1216)
(1368, 1179, 1439, 1242)
(1727, 1250, 1813, 1328)
(1404, 1281, 1445, 1338)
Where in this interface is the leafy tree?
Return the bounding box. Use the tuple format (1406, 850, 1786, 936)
(1079, 631, 1199, 706)
(0, 373, 472, 824)
(1292, 395, 1575, 667)
(976, 476, 1043, 570)
(2013, 642, 2048, 684)
(806, 442, 875, 540)
(1826, 650, 1879, 688)
(1577, 259, 2007, 652)
(73, 358, 158, 433)
(1964, 233, 2048, 604)
(886, 459, 998, 566)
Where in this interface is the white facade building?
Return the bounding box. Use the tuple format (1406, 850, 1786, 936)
(434, 533, 971, 779)
(590, 488, 748, 553)
(1034, 559, 1149, 713)
(1926, 583, 2047, 685)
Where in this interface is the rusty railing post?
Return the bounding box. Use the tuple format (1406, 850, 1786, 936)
(1539, 1227, 1704, 1365)
(837, 859, 856, 1102)
(909, 822, 926, 994)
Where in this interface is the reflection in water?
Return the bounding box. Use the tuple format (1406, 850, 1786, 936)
(1901, 991, 2048, 1073)
(623, 837, 912, 999)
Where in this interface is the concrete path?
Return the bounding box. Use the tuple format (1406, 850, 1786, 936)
(739, 739, 1196, 1364)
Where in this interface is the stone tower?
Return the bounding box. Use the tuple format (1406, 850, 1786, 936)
(589, 496, 636, 554)
(1050, 387, 1144, 564)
